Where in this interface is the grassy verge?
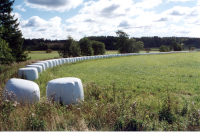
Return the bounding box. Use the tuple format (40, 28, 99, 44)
(0, 52, 200, 130)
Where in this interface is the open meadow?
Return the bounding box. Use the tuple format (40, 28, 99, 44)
(0, 52, 200, 131)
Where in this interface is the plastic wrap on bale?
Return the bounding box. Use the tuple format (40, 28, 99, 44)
(3, 78, 40, 104)
(46, 77, 84, 105)
(18, 68, 38, 81)
(26, 65, 42, 73)
(32, 63, 45, 71)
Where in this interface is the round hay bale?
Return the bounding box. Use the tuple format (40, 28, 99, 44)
(3, 78, 40, 104)
(45, 60, 53, 68)
(50, 60, 57, 67)
(68, 58, 71, 63)
(32, 63, 45, 71)
(65, 58, 69, 63)
(26, 65, 42, 73)
(61, 59, 66, 64)
(36, 61, 49, 69)
(46, 77, 84, 105)
(18, 68, 38, 81)
(53, 59, 59, 65)
(71, 58, 75, 63)
(57, 59, 62, 65)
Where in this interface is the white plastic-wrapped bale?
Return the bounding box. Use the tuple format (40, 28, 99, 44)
(68, 58, 72, 63)
(75, 57, 78, 62)
(61, 59, 66, 64)
(72, 58, 75, 62)
(73, 58, 76, 62)
(60, 59, 63, 64)
(51, 60, 56, 67)
(3, 78, 40, 104)
(32, 63, 45, 71)
(72, 58, 75, 63)
(57, 59, 62, 65)
(69, 58, 72, 63)
(52, 59, 58, 66)
(46, 77, 84, 105)
(53, 59, 58, 65)
(73, 58, 76, 63)
(26, 65, 42, 73)
(18, 68, 38, 81)
(35, 61, 49, 69)
(65, 58, 69, 63)
(45, 60, 53, 68)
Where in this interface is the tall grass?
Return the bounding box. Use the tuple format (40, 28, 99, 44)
(0, 52, 200, 130)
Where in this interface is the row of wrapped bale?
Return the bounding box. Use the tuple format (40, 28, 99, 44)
(17, 51, 192, 81)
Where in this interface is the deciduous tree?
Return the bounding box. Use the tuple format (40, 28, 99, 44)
(79, 37, 93, 56)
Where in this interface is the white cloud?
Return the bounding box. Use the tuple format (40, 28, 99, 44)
(167, 0, 194, 2)
(134, 0, 162, 9)
(15, 5, 26, 12)
(11, 12, 21, 20)
(65, 0, 164, 39)
(25, 0, 83, 12)
(197, 0, 200, 5)
(16, 0, 200, 40)
(19, 16, 68, 39)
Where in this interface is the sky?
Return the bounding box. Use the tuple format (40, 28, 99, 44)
(11, 0, 200, 40)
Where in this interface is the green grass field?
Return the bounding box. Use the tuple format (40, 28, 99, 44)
(27, 51, 59, 60)
(1, 52, 200, 131)
(37, 52, 200, 100)
(33, 52, 200, 130)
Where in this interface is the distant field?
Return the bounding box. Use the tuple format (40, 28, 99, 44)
(28, 52, 59, 60)
(28, 50, 160, 60)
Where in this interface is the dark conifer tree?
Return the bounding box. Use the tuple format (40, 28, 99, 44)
(0, 0, 29, 62)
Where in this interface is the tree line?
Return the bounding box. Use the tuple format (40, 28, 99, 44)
(23, 36, 200, 51)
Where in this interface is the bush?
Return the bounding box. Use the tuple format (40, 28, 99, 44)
(79, 37, 93, 56)
(145, 48, 151, 53)
(170, 41, 183, 51)
(116, 30, 143, 53)
(190, 47, 195, 51)
(125, 38, 144, 53)
(92, 40, 106, 55)
(46, 49, 53, 53)
(159, 45, 169, 52)
(58, 35, 81, 58)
